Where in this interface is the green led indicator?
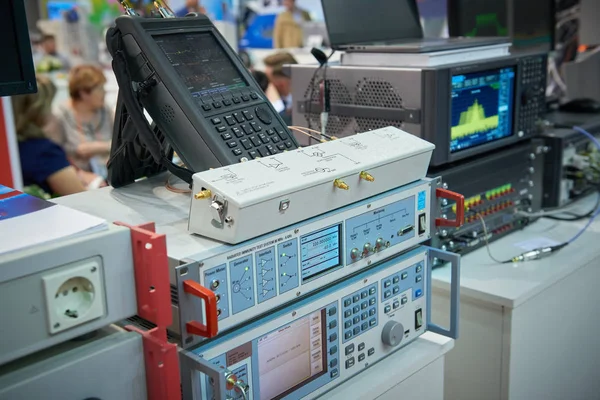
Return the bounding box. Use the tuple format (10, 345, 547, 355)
(245, 267, 249, 271)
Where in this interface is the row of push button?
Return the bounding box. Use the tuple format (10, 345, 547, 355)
(328, 305, 339, 379)
(198, 91, 260, 112)
(344, 342, 376, 369)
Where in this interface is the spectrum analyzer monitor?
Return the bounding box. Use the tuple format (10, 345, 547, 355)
(448, 0, 555, 53)
(450, 66, 515, 153)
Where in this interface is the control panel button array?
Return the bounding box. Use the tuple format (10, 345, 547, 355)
(342, 283, 378, 343)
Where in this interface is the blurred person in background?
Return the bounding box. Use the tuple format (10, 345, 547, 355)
(273, 0, 311, 48)
(36, 34, 70, 72)
(12, 76, 94, 197)
(176, 0, 207, 17)
(48, 65, 113, 178)
(263, 52, 298, 124)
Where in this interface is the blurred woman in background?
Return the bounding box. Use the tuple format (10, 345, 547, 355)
(49, 65, 113, 177)
(13, 76, 87, 196)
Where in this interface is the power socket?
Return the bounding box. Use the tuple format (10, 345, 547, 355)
(42, 258, 105, 335)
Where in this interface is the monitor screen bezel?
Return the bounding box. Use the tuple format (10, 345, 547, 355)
(0, 0, 37, 97)
(449, 65, 517, 154)
(444, 57, 522, 164)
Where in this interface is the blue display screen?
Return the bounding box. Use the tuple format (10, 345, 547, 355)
(300, 225, 342, 281)
(450, 67, 515, 153)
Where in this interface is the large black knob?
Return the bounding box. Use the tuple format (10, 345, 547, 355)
(255, 106, 273, 125)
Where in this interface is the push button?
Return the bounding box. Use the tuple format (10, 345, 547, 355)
(331, 368, 338, 378)
(345, 358, 355, 369)
(329, 320, 337, 329)
(368, 348, 375, 356)
(329, 333, 337, 342)
(358, 353, 365, 362)
(345, 344, 354, 355)
(358, 343, 365, 351)
(211, 117, 222, 125)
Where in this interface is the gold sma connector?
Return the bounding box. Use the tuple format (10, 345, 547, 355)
(333, 179, 350, 190)
(359, 171, 375, 182)
(194, 189, 212, 200)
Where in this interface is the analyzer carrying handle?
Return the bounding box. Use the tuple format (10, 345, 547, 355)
(183, 280, 219, 338)
(435, 188, 465, 228)
(426, 247, 460, 339)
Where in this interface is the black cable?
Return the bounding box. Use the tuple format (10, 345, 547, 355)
(545, 190, 600, 221)
(306, 50, 335, 133)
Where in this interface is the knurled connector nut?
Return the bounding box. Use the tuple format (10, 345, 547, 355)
(194, 189, 212, 200)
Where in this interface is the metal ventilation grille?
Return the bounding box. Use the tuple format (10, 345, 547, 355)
(355, 117, 404, 132)
(355, 78, 403, 108)
(303, 79, 353, 134)
(170, 284, 179, 305)
(355, 78, 404, 132)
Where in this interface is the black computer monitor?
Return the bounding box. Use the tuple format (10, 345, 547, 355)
(0, 0, 37, 96)
(448, 0, 555, 53)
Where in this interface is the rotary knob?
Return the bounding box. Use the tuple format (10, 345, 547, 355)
(381, 320, 404, 347)
(255, 106, 273, 125)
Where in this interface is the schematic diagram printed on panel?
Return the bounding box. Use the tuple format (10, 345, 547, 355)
(345, 195, 417, 263)
(255, 247, 276, 303)
(450, 67, 515, 153)
(154, 32, 247, 97)
(277, 239, 299, 294)
(229, 256, 255, 314)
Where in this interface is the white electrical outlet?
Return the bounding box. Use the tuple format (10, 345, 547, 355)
(42, 258, 105, 335)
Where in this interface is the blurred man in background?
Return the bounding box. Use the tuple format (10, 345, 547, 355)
(37, 34, 70, 71)
(273, 0, 311, 48)
(175, 0, 207, 17)
(263, 52, 298, 124)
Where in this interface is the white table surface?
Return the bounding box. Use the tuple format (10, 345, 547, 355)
(327, 332, 454, 400)
(432, 196, 600, 308)
(52, 174, 221, 262)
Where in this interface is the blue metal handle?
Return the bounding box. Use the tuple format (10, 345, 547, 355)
(425, 247, 460, 339)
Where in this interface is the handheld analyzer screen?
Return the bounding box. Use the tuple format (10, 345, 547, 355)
(450, 66, 515, 153)
(154, 32, 247, 97)
(257, 309, 327, 400)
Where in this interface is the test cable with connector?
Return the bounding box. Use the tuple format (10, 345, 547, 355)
(497, 124, 600, 263)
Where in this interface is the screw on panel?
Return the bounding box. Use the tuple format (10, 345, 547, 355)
(296, 291, 301, 297)
(54, 323, 60, 329)
(294, 229, 299, 234)
(225, 217, 234, 225)
(442, 182, 448, 189)
(367, 260, 372, 265)
(91, 266, 97, 273)
(363, 279, 368, 283)
(367, 204, 371, 209)
(292, 311, 297, 317)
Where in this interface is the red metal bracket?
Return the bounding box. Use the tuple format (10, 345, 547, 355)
(183, 280, 219, 338)
(115, 221, 180, 400)
(436, 188, 465, 228)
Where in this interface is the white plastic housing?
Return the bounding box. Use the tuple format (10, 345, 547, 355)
(189, 127, 434, 244)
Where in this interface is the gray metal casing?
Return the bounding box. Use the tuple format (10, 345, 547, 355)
(0, 224, 137, 365)
(290, 53, 547, 167)
(0, 327, 146, 400)
(564, 48, 600, 103)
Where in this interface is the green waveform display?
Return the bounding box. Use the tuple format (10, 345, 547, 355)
(465, 13, 508, 37)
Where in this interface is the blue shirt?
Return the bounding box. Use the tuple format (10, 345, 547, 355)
(19, 139, 71, 194)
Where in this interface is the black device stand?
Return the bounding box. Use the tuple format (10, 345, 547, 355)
(105, 25, 193, 188)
